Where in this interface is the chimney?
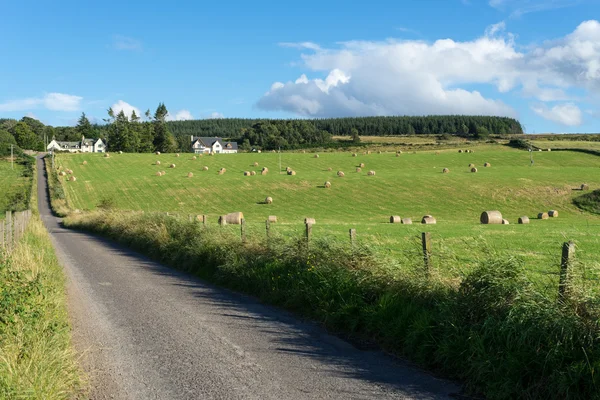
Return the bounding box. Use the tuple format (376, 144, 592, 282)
(191, 135, 194, 142)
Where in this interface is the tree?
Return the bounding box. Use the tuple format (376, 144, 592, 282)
(151, 103, 177, 153)
(350, 128, 360, 143)
(76, 112, 93, 138)
(10, 122, 42, 150)
(0, 129, 17, 145)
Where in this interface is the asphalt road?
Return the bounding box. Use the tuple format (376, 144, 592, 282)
(36, 156, 460, 399)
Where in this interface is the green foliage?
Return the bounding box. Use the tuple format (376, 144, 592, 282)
(506, 138, 533, 150)
(76, 112, 93, 138)
(573, 189, 600, 215)
(0, 154, 33, 214)
(0, 129, 17, 145)
(350, 127, 360, 143)
(10, 122, 43, 151)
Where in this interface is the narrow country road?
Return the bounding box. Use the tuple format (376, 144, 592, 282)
(36, 156, 460, 399)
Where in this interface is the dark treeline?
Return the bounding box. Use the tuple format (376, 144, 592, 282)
(1, 111, 523, 153)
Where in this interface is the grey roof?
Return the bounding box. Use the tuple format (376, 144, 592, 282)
(223, 141, 238, 150)
(55, 141, 80, 148)
(192, 137, 237, 149)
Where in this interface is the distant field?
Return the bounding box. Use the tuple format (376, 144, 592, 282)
(530, 140, 600, 150)
(54, 145, 600, 289)
(0, 158, 29, 217)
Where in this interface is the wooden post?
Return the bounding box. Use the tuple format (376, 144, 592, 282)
(558, 241, 575, 301)
(305, 222, 312, 246)
(349, 228, 356, 245)
(265, 219, 271, 241)
(241, 218, 246, 243)
(421, 232, 432, 274)
(6, 211, 12, 252)
(0, 222, 4, 251)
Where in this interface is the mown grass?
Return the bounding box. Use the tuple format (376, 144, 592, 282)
(0, 163, 81, 399)
(52, 144, 600, 292)
(64, 210, 600, 399)
(43, 156, 70, 217)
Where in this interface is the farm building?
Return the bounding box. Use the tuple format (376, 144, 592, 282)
(47, 135, 106, 153)
(191, 136, 238, 154)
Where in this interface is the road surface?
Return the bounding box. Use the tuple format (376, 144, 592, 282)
(36, 156, 460, 399)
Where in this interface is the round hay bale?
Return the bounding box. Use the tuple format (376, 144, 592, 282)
(396, 153, 401, 157)
(502, 219, 510, 225)
(218, 168, 226, 175)
(302, 150, 306, 153)
(268, 215, 277, 223)
(156, 171, 162, 176)
(104, 153, 110, 158)
(337, 171, 345, 177)
(156, 151, 161, 155)
(581, 184, 590, 190)
(224, 212, 244, 225)
(518, 216, 530, 224)
(549, 210, 559, 218)
(257, 150, 261, 153)
(538, 149, 542, 152)
(324, 181, 331, 188)
(352, 153, 357, 157)
(69, 176, 77, 182)
(378, 151, 382, 154)
(82, 161, 88, 165)
(304, 218, 316, 225)
(458, 149, 463, 153)
(188, 172, 193, 178)
(356, 167, 362, 172)
(244, 171, 251, 176)
(261, 169, 268, 175)
(67, 169, 73, 175)
(390, 216, 401, 224)
(421, 216, 437, 224)
(359, 163, 365, 168)
(198, 153, 203, 157)
(59, 171, 66, 176)
(471, 167, 478, 173)
(442, 168, 450, 173)
(203, 166, 209, 171)
(253, 162, 259, 167)
(286, 166, 291, 172)
(265, 196, 273, 204)
(176, 153, 180, 157)
(484, 162, 491, 167)
(547, 148, 552, 152)
(271, 150, 276, 153)
(156, 160, 161, 165)
(468, 163, 475, 168)
(170, 164, 176, 168)
(218, 215, 227, 225)
(210, 152, 214, 156)
(538, 212, 549, 220)
(367, 151, 372, 155)
(161, 171, 166, 175)
(327, 167, 332, 171)
(287, 170, 296, 176)
(192, 156, 197, 160)
(119, 151, 123, 154)
(314, 154, 319, 158)
(367, 170, 376, 176)
(250, 171, 256, 176)
(401, 218, 412, 224)
(397, 150, 403, 154)
(480, 210, 503, 225)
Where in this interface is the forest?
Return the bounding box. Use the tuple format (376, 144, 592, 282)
(1, 106, 523, 153)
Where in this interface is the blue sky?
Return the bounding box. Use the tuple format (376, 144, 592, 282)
(0, 0, 599, 133)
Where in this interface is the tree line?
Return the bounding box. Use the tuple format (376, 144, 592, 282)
(1, 109, 523, 153)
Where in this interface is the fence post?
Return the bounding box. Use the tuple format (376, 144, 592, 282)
(305, 222, 312, 247)
(349, 228, 356, 245)
(6, 211, 12, 252)
(0, 222, 4, 251)
(265, 219, 271, 242)
(421, 232, 432, 274)
(558, 241, 575, 301)
(241, 218, 246, 243)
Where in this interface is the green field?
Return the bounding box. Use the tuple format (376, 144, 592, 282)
(0, 158, 30, 217)
(54, 145, 600, 289)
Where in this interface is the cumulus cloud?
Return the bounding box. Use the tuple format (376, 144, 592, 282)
(166, 109, 194, 121)
(0, 92, 82, 112)
(207, 112, 224, 119)
(111, 100, 142, 119)
(257, 20, 600, 121)
(531, 103, 583, 126)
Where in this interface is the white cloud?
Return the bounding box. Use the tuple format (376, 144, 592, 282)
(279, 42, 321, 51)
(207, 112, 224, 119)
(0, 92, 82, 112)
(111, 100, 141, 119)
(531, 103, 583, 126)
(113, 35, 142, 51)
(258, 20, 600, 121)
(166, 109, 194, 121)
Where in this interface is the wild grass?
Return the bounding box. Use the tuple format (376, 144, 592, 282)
(43, 156, 70, 217)
(64, 210, 600, 399)
(0, 156, 33, 217)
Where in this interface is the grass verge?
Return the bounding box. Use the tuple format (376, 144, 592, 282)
(574, 189, 600, 215)
(43, 155, 71, 217)
(64, 210, 600, 399)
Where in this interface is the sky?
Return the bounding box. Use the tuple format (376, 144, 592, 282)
(0, 0, 599, 133)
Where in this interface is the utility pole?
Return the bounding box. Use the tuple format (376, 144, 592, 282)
(529, 148, 534, 167)
(10, 144, 13, 170)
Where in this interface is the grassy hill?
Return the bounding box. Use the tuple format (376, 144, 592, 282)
(53, 145, 600, 289)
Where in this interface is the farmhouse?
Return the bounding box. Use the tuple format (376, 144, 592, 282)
(47, 135, 106, 153)
(191, 136, 238, 154)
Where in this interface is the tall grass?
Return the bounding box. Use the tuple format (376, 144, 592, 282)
(43, 156, 71, 217)
(64, 211, 600, 399)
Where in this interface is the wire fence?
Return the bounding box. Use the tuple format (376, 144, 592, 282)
(0, 210, 33, 254)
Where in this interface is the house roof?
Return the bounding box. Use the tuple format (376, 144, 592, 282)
(223, 142, 238, 150)
(55, 141, 80, 148)
(192, 137, 237, 149)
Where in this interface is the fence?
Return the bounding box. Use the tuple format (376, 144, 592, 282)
(0, 210, 33, 254)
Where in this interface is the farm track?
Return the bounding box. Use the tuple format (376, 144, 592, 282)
(36, 156, 459, 399)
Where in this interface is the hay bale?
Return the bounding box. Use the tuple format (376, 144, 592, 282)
(272, 150, 276, 153)
(549, 210, 559, 218)
(396, 153, 400, 157)
(203, 166, 209, 171)
(538, 149, 542, 152)
(458, 149, 463, 153)
(518, 216, 530, 224)
(119, 151, 123, 154)
(468, 163, 475, 168)
(250, 171, 256, 176)
(156, 171, 162, 176)
(397, 150, 403, 154)
(502, 219, 510, 225)
(210, 152, 214, 156)
(287, 170, 296, 176)
(324, 181, 331, 188)
(82, 161, 88, 165)
(471, 167, 478, 173)
(59, 171, 66, 176)
(538, 212, 549, 220)
(257, 150, 261, 153)
(265, 196, 273, 204)
(253, 162, 259, 167)
(69, 176, 77, 182)
(170, 163, 176, 168)
(337, 171, 345, 177)
(218, 168, 226, 175)
(327, 167, 332, 171)
(356, 167, 362, 172)
(66, 169, 73, 175)
(218, 215, 227, 225)
(367, 151, 372, 155)
(359, 163, 365, 168)
(104, 153, 110, 158)
(484, 162, 491, 167)
(286, 166, 291, 172)
(304, 218, 316, 225)
(156, 151, 161, 155)
(367, 170, 376, 176)
(480, 210, 503, 225)
(421, 215, 437, 224)
(176, 153, 180, 157)
(156, 160, 161, 165)
(547, 148, 552, 152)
(268, 215, 277, 223)
(581, 184, 590, 190)
(261, 168, 268, 175)
(223, 212, 244, 225)
(442, 168, 450, 173)
(352, 153, 357, 157)
(401, 218, 412, 224)
(314, 154, 319, 158)
(244, 171, 251, 176)
(302, 150, 306, 153)
(390, 216, 401, 224)
(188, 172, 193, 178)
(161, 171, 166, 175)
(192, 156, 197, 160)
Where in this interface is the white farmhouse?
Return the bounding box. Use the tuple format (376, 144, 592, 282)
(47, 135, 106, 153)
(191, 136, 238, 154)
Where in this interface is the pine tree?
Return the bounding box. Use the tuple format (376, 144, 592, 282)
(76, 112, 93, 138)
(152, 103, 176, 152)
